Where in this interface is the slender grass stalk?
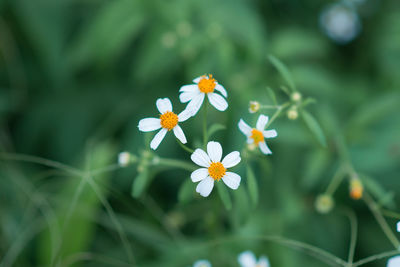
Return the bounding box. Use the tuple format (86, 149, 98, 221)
(155, 157, 197, 172)
(353, 250, 400, 266)
(265, 102, 290, 128)
(176, 139, 194, 153)
(326, 165, 347, 195)
(202, 98, 208, 148)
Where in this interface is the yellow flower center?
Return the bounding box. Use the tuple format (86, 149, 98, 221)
(208, 162, 226, 181)
(250, 128, 264, 145)
(159, 111, 178, 130)
(198, 75, 216, 93)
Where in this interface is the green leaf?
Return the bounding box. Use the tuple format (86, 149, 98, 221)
(268, 55, 297, 91)
(301, 110, 327, 148)
(266, 86, 277, 105)
(207, 123, 226, 139)
(178, 179, 195, 203)
(361, 175, 395, 209)
(216, 182, 232, 210)
(132, 168, 155, 198)
(246, 165, 259, 206)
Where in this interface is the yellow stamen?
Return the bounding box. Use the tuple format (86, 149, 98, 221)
(250, 128, 264, 145)
(198, 74, 216, 93)
(208, 162, 226, 181)
(160, 111, 178, 130)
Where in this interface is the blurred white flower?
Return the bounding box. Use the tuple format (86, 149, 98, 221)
(190, 141, 241, 197)
(320, 3, 361, 44)
(193, 259, 211, 267)
(249, 101, 260, 113)
(397, 221, 400, 232)
(118, 152, 131, 167)
(138, 98, 192, 150)
(387, 255, 400, 267)
(238, 251, 270, 267)
(179, 74, 228, 116)
(238, 115, 278, 155)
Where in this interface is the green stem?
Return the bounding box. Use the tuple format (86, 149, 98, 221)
(381, 209, 400, 220)
(155, 157, 197, 172)
(203, 98, 208, 147)
(260, 104, 281, 109)
(326, 165, 347, 195)
(364, 193, 400, 250)
(353, 250, 400, 266)
(175, 139, 194, 153)
(265, 102, 290, 128)
(344, 209, 358, 266)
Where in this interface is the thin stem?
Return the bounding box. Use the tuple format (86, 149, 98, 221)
(353, 250, 400, 266)
(344, 209, 358, 265)
(202, 98, 208, 147)
(260, 104, 281, 109)
(364, 193, 400, 250)
(175, 139, 194, 153)
(155, 157, 197, 172)
(326, 165, 347, 195)
(265, 102, 290, 128)
(381, 209, 400, 220)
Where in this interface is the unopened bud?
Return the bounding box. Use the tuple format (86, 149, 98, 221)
(287, 108, 298, 120)
(118, 152, 131, 167)
(350, 179, 363, 200)
(315, 194, 335, 214)
(248, 101, 260, 113)
(291, 92, 302, 102)
(247, 143, 257, 151)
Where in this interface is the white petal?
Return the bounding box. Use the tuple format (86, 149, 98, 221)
(207, 141, 222, 162)
(179, 91, 198, 103)
(238, 251, 257, 267)
(150, 129, 167, 150)
(222, 172, 241, 190)
(207, 93, 228, 111)
(138, 118, 161, 132)
(215, 83, 227, 97)
(238, 119, 252, 136)
(397, 221, 400, 232)
(156, 98, 172, 114)
(221, 151, 241, 168)
(186, 93, 205, 116)
(259, 141, 272, 155)
(196, 177, 214, 197)
(258, 257, 270, 267)
(173, 125, 187, 144)
(387, 256, 400, 267)
(191, 168, 209, 182)
(191, 148, 211, 167)
(256, 114, 269, 130)
(263, 129, 277, 138)
(193, 260, 212, 267)
(178, 108, 192, 122)
(179, 84, 198, 93)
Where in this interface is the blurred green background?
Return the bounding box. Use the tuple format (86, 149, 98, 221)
(1, 0, 400, 266)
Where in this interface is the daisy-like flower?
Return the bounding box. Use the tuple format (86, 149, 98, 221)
(238, 251, 270, 267)
(179, 74, 228, 116)
(138, 98, 191, 150)
(190, 141, 241, 197)
(193, 260, 211, 267)
(387, 255, 400, 267)
(238, 114, 277, 155)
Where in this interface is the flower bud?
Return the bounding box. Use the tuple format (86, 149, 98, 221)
(118, 152, 131, 167)
(315, 194, 334, 214)
(248, 101, 260, 113)
(350, 178, 363, 200)
(291, 92, 302, 102)
(247, 143, 257, 151)
(287, 108, 298, 120)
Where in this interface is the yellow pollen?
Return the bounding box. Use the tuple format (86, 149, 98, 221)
(198, 74, 216, 93)
(250, 128, 264, 145)
(159, 111, 178, 130)
(208, 162, 226, 181)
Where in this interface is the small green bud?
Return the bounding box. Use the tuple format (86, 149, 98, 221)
(291, 92, 302, 102)
(315, 194, 334, 214)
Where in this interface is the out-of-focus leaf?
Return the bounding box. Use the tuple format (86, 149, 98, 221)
(246, 165, 258, 206)
(361, 175, 395, 209)
(301, 149, 331, 190)
(301, 110, 327, 148)
(268, 55, 297, 92)
(266, 87, 277, 105)
(216, 182, 232, 210)
(178, 178, 195, 203)
(207, 123, 226, 139)
(132, 167, 156, 198)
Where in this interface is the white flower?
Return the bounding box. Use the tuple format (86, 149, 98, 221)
(249, 101, 260, 113)
(138, 98, 191, 150)
(193, 259, 211, 267)
(238, 115, 278, 155)
(190, 141, 241, 197)
(118, 152, 131, 167)
(397, 221, 400, 233)
(387, 255, 400, 267)
(238, 251, 270, 267)
(179, 74, 228, 116)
